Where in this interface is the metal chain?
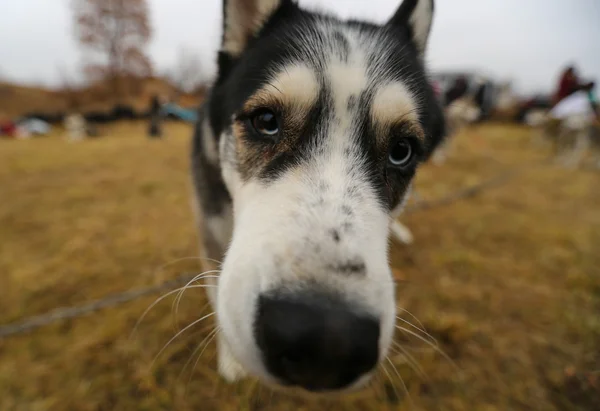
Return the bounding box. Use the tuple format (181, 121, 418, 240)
(0, 274, 197, 338)
(0, 162, 544, 339)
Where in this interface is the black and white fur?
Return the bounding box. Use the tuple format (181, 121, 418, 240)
(191, 0, 445, 393)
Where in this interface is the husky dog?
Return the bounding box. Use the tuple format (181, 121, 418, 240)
(191, 0, 445, 393)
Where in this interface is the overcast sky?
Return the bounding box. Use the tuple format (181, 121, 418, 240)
(1, 0, 599, 94)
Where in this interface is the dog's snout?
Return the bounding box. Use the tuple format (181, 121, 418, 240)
(255, 294, 380, 392)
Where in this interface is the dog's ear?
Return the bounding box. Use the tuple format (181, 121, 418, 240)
(221, 0, 287, 57)
(387, 0, 434, 56)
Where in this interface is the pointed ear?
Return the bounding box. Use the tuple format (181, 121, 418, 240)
(387, 0, 434, 56)
(221, 0, 286, 57)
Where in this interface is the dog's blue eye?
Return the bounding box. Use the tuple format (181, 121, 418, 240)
(388, 140, 413, 168)
(251, 110, 279, 136)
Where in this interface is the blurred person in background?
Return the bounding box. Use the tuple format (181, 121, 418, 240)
(554, 66, 594, 105)
(148, 94, 164, 138)
(0, 112, 17, 138)
(553, 65, 599, 123)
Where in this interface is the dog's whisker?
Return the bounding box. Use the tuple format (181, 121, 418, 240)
(151, 312, 216, 369)
(174, 270, 221, 301)
(172, 271, 221, 327)
(396, 315, 437, 345)
(154, 256, 223, 272)
(180, 326, 219, 381)
(387, 356, 415, 409)
(200, 257, 224, 266)
(194, 327, 220, 368)
(388, 344, 405, 359)
(381, 360, 401, 404)
(395, 325, 460, 372)
(131, 283, 217, 338)
(170, 299, 214, 337)
(396, 306, 428, 332)
(401, 345, 440, 354)
(185, 327, 220, 393)
(368, 372, 385, 403)
(393, 341, 430, 383)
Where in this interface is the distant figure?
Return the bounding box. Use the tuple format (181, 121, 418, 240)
(148, 95, 164, 138)
(474, 79, 495, 119)
(444, 76, 469, 107)
(64, 113, 86, 142)
(554, 66, 595, 107)
(550, 89, 598, 122)
(0, 112, 17, 138)
(86, 122, 100, 138)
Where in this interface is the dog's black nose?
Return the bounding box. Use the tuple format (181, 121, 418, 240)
(255, 294, 380, 392)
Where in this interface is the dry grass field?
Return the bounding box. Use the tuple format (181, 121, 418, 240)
(0, 122, 599, 411)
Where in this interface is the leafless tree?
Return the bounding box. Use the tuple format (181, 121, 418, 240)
(72, 0, 153, 97)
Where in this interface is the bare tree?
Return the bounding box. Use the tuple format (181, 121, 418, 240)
(168, 48, 206, 95)
(72, 0, 153, 97)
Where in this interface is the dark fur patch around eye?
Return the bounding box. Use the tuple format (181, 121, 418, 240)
(232, 98, 319, 181)
(256, 90, 333, 182)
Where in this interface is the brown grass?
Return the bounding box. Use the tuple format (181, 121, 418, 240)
(0, 123, 599, 411)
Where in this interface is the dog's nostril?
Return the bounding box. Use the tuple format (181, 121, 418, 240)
(279, 352, 303, 371)
(280, 355, 295, 368)
(255, 293, 380, 392)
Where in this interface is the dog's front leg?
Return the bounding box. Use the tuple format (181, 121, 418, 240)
(390, 219, 414, 245)
(216, 333, 247, 382)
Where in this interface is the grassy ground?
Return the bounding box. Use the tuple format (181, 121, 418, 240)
(0, 122, 598, 411)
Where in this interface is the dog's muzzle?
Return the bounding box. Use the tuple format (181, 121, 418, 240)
(254, 290, 380, 392)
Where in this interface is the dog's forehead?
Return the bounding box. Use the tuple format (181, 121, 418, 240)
(254, 21, 422, 128)
(218, 12, 441, 199)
